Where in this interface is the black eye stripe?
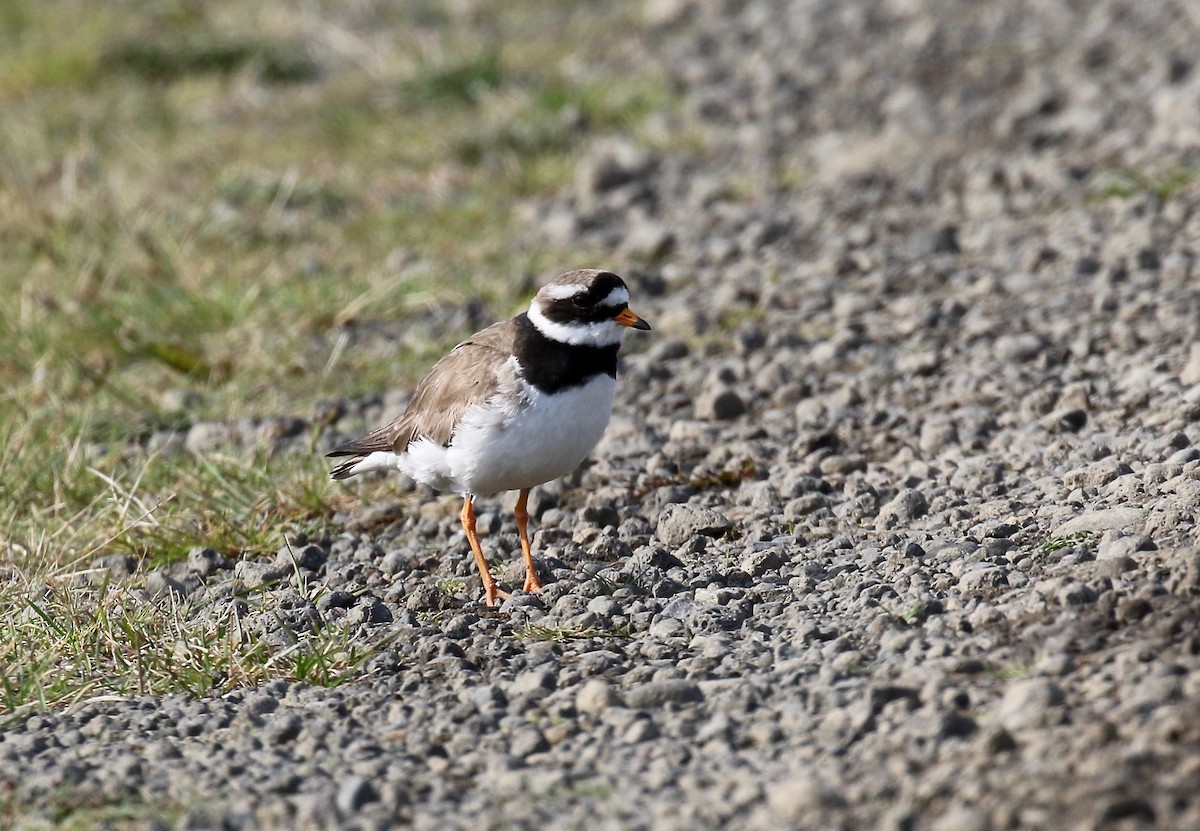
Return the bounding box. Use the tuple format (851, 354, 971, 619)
(543, 298, 621, 324)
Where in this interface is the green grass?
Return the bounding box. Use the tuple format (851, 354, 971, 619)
(899, 601, 927, 624)
(0, 791, 185, 831)
(0, 0, 676, 719)
(435, 576, 469, 596)
(1090, 166, 1200, 201)
(543, 779, 615, 801)
(514, 623, 636, 642)
(986, 663, 1032, 682)
(405, 51, 503, 104)
(1040, 530, 1095, 553)
(1, 540, 396, 715)
(103, 34, 320, 84)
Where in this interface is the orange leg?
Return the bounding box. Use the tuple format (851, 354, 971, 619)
(516, 488, 543, 594)
(461, 495, 508, 607)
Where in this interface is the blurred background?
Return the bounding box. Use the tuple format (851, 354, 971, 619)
(3, 4, 1200, 825)
(0, 1, 678, 563)
(0, 0, 665, 429)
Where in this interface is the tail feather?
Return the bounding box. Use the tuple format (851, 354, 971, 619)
(328, 426, 400, 481)
(327, 425, 395, 459)
(329, 457, 363, 480)
(328, 450, 404, 481)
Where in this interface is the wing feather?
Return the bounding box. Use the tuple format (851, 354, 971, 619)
(327, 319, 516, 459)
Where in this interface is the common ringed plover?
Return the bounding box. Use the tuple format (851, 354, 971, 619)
(328, 269, 651, 606)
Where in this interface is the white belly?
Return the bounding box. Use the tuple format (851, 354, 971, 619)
(399, 375, 616, 496)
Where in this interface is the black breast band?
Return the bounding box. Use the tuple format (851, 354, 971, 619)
(513, 313, 619, 393)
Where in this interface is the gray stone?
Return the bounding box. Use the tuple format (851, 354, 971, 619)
(643, 0, 693, 27)
(406, 585, 451, 613)
(1053, 508, 1146, 537)
(919, 418, 959, 455)
(318, 590, 356, 611)
(1165, 549, 1200, 595)
(347, 599, 392, 625)
(1062, 458, 1134, 489)
(91, 554, 138, 581)
(1055, 580, 1098, 605)
(1097, 534, 1153, 559)
(695, 386, 747, 420)
(508, 726, 550, 758)
(266, 715, 304, 745)
(576, 680, 621, 715)
(1180, 343, 1200, 386)
(655, 503, 733, 547)
(621, 221, 676, 260)
(243, 694, 280, 716)
(875, 489, 929, 530)
(274, 544, 328, 572)
(647, 616, 686, 639)
(741, 547, 786, 576)
(979, 725, 1018, 755)
(185, 422, 238, 454)
(624, 680, 703, 709)
(658, 596, 745, 633)
(766, 768, 845, 821)
(336, 775, 377, 813)
(619, 717, 659, 743)
(577, 142, 656, 197)
(995, 333, 1046, 362)
(958, 566, 1009, 592)
(499, 592, 545, 613)
(145, 570, 186, 599)
(188, 547, 232, 577)
(931, 804, 990, 831)
(994, 679, 1065, 730)
(233, 559, 285, 587)
(511, 669, 556, 696)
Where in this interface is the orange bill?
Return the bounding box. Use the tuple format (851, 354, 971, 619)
(614, 307, 652, 330)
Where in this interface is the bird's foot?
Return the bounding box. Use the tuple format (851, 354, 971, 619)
(484, 584, 511, 607)
(523, 572, 544, 593)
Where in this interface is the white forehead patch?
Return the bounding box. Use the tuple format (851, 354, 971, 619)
(600, 286, 630, 307)
(542, 283, 588, 301)
(540, 281, 629, 306)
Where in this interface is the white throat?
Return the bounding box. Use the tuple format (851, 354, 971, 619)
(527, 302, 626, 347)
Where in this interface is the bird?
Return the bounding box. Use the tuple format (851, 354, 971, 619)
(327, 269, 651, 606)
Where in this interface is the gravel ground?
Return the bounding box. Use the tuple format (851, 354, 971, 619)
(7, 0, 1200, 828)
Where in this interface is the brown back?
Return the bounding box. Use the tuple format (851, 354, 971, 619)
(328, 319, 517, 457)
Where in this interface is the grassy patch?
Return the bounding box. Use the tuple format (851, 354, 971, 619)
(1041, 530, 1095, 553)
(1090, 166, 1200, 201)
(514, 623, 636, 642)
(544, 778, 614, 802)
(0, 562, 394, 715)
(633, 458, 760, 499)
(3, 437, 337, 569)
(435, 576, 469, 596)
(0, 0, 675, 721)
(0, 791, 185, 831)
(899, 601, 927, 624)
(102, 35, 319, 84)
(404, 51, 503, 105)
(986, 663, 1032, 682)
